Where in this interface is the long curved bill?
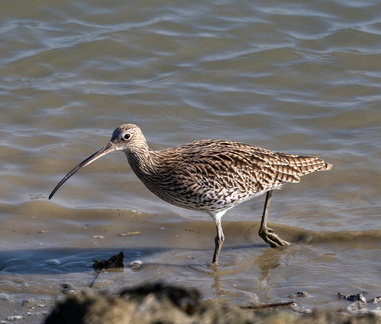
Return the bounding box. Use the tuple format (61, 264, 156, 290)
(49, 142, 116, 200)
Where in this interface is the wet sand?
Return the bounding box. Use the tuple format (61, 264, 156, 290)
(1, 205, 380, 322)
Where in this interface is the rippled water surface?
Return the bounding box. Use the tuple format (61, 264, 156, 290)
(1, 0, 381, 322)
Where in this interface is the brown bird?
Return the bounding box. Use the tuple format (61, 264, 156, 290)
(49, 124, 332, 264)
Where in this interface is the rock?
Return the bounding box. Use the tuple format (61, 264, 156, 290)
(44, 282, 381, 324)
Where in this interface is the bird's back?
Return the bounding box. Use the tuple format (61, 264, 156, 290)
(128, 139, 332, 213)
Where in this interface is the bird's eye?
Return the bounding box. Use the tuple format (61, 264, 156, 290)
(122, 133, 131, 141)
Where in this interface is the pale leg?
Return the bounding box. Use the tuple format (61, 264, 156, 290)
(209, 211, 226, 265)
(212, 217, 225, 264)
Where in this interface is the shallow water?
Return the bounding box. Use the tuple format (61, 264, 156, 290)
(1, 0, 381, 322)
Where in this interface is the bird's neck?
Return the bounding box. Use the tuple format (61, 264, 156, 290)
(125, 146, 157, 177)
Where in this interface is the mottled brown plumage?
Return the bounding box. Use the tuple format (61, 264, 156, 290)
(49, 124, 332, 264)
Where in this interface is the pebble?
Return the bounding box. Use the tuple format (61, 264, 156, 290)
(46, 259, 61, 266)
(130, 260, 143, 270)
(289, 291, 308, 298)
(5, 315, 23, 321)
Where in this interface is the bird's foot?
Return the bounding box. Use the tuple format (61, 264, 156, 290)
(259, 226, 291, 247)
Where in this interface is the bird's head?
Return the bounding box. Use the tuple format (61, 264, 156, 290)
(48, 124, 147, 199)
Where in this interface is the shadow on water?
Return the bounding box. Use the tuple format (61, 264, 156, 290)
(0, 247, 168, 275)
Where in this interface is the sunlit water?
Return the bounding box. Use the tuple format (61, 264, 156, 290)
(1, 0, 381, 322)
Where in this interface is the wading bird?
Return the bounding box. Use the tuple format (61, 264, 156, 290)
(49, 124, 332, 264)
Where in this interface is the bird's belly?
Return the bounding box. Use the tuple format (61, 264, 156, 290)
(145, 183, 272, 213)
